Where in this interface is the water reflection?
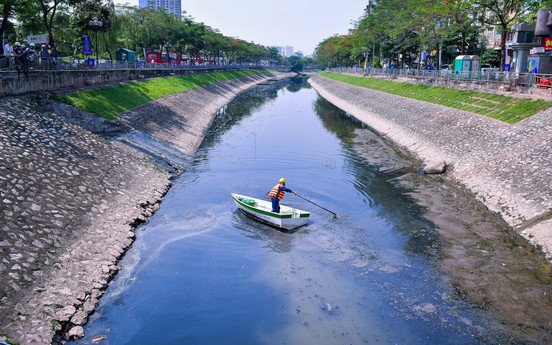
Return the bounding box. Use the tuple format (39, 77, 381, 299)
(230, 210, 294, 253)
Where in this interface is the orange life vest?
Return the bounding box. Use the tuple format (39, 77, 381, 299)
(268, 183, 285, 200)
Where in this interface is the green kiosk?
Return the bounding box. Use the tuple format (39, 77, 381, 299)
(454, 55, 480, 80)
(115, 48, 136, 62)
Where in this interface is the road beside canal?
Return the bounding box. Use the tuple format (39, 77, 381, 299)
(309, 74, 552, 260)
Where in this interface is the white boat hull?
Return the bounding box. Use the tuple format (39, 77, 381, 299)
(231, 193, 310, 230)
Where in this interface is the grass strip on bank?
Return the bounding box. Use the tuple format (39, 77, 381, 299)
(59, 70, 268, 119)
(321, 71, 552, 124)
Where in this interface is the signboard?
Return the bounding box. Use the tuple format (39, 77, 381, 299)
(82, 35, 92, 56)
(545, 38, 552, 51)
(530, 47, 546, 54)
(27, 34, 48, 44)
(527, 59, 538, 73)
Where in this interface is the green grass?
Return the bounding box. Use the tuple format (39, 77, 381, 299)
(321, 71, 552, 124)
(59, 70, 269, 119)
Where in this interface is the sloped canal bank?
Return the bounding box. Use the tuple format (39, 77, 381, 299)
(71, 79, 551, 344)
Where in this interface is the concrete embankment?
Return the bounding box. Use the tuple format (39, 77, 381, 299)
(309, 74, 552, 259)
(0, 71, 294, 344)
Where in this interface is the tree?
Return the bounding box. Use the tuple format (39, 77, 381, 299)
(473, 0, 530, 67)
(315, 35, 357, 67)
(482, 47, 500, 66)
(17, 0, 78, 49)
(288, 55, 303, 73)
(0, 0, 17, 54)
(71, 0, 114, 58)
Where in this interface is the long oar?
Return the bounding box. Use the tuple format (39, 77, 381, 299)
(292, 192, 338, 218)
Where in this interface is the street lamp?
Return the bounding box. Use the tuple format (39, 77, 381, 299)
(88, 16, 103, 66)
(364, 47, 370, 72)
(478, 32, 486, 74)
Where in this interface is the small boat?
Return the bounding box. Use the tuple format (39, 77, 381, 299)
(231, 193, 310, 230)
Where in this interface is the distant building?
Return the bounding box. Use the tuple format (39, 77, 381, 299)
(294, 51, 303, 58)
(283, 46, 293, 57)
(139, 0, 181, 17)
(274, 46, 295, 58)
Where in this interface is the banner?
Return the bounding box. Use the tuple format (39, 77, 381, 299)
(82, 35, 92, 56)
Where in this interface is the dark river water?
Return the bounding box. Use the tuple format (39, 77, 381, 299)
(70, 78, 548, 345)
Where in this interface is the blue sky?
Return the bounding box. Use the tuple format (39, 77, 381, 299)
(113, 0, 368, 55)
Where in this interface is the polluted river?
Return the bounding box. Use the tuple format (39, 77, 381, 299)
(70, 78, 552, 345)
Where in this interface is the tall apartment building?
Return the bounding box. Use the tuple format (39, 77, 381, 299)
(139, 0, 181, 17)
(274, 46, 294, 57)
(284, 46, 293, 57)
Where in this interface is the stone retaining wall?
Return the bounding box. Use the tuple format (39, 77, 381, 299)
(0, 67, 272, 97)
(308, 74, 552, 259)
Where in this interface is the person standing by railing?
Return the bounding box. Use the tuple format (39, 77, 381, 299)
(17, 43, 34, 80)
(49, 47, 59, 68)
(25, 43, 37, 68)
(3, 39, 14, 69)
(39, 44, 50, 69)
(13, 42, 27, 79)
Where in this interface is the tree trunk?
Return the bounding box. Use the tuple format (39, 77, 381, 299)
(0, 4, 13, 55)
(500, 30, 507, 69)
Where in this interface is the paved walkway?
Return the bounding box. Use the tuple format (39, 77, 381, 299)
(309, 74, 552, 259)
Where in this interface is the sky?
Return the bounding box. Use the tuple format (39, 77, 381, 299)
(113, 0, 368, 56)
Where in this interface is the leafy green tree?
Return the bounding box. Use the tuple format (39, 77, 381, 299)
(288, 55, 303, 73)
(0, 0, 17, 54)
(265, 46, 282, 65)
(17, 0, 80, 49)
(315, 35, 357, 67)
(8, 0, 286, 64)
(472, 0, 531, 67)
(481, 47, 500, 66)
(71, 0, 114, 58)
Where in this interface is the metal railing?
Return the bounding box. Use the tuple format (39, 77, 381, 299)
(328, 67, 552, 91)
(0, 55, 290, 72)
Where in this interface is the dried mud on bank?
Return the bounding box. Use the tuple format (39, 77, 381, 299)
(351, 128, 552, 344)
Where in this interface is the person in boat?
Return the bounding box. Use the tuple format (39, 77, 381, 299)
(268, 178, 294, 213)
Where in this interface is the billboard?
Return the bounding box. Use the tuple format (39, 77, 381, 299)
(26, 34, 48, 44)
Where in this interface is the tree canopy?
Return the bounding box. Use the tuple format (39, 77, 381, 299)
(314, 0, 546, 69)
(0, 0, 284, 64)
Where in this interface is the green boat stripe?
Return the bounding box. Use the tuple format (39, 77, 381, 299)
(234, 197, 309, 219)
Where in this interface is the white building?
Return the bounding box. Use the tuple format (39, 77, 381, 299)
(139, 0, 181, 17)
(284, 46, 293, 57)
(274, 46, 294, 57)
